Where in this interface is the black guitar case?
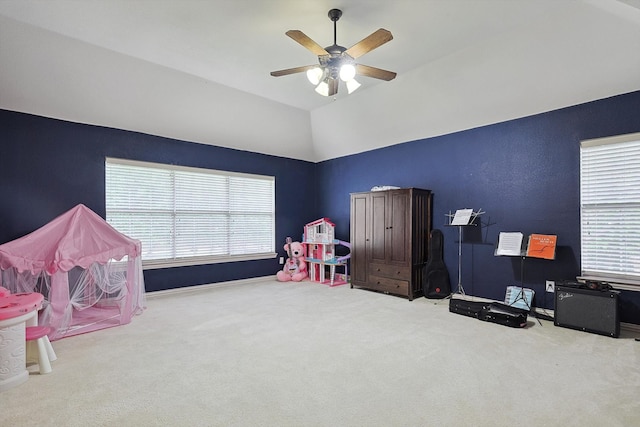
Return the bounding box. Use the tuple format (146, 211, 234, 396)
(423, 229, 451, 299)
(449, 299, 529, 328)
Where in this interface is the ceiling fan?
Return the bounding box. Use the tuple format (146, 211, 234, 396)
(270, 8, 396, 97)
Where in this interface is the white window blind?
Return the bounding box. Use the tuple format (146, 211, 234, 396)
(580, 133, 640, 284)
(105, 158, 275, 269)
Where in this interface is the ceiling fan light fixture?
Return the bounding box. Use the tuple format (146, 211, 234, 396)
(346, 78, 361, 94)
(339, 63, 356, 82)
(306, 67, 323, 85)
(315, 80, 330, 96)
(271, 9, 395, 98)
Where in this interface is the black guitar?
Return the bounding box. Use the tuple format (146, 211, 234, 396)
(423, 229, 451, 299)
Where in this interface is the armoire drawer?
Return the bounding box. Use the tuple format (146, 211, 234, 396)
(369, 263, 410, 280)
(368, 274, 409, 295)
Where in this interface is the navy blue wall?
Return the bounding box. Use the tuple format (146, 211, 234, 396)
(0, 110, 317, 292)
(316, 90, 640, 324)
(2, 90, 640, 324)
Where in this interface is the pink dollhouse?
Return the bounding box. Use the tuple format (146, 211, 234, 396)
(303, 218, 350, 286)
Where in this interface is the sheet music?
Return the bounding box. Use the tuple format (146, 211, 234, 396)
(496, 232, 524, 256)
(451, 208, 474, 226)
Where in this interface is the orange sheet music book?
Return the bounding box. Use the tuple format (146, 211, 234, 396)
(526, 234, 557, 260)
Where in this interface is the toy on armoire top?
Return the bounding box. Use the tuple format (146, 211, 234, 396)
(303, 218, 351, 286)
(276, 237, 308, 282)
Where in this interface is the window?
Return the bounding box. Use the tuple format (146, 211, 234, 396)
(580, 132, 640, 285)
(105, 158, 275, 269)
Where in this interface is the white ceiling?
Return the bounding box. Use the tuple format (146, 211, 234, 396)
(1, 0, 640, 162)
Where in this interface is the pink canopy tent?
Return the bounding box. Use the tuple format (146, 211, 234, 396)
(0, 204, 146, 340)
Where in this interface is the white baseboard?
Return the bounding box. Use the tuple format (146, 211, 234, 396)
(621, 322, 640, 333)
(145, 275, 275, 299)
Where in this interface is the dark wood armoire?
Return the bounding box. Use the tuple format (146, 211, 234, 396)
(350, 188, 433, 300)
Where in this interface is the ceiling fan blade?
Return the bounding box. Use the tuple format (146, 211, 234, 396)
(355, 64, 397, 81)
(286, 30, 330, 56)
(328, 79, 339, 96)
(344, 29, 393, 59)
(270, 65, 319, 77)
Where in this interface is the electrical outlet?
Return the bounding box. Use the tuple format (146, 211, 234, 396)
(545, 280, 555, 293)
(279, 257, 284, 265)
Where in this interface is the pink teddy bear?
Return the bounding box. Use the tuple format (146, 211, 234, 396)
(276, 241, 308, 282)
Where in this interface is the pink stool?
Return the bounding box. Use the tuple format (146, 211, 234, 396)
(25, 326, 57, 374)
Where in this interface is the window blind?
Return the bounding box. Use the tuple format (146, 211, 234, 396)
(580, 133, 640, 283)
(105, 158, 275, 268)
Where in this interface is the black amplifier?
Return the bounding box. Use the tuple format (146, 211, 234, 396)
(554, 285, 620, 338)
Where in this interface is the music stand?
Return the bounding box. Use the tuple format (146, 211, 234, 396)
(510, 256, 533, 310)
(495, 233, 557, 322)
(446, 208, 485, 295)
(494, 232, 531, 309)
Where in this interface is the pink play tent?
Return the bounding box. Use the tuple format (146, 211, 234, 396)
(0, 204, 146, 340)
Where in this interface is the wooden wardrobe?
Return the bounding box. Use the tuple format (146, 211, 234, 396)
(350, 188, 433, 300)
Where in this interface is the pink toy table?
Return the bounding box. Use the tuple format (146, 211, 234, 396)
(0, 292, 44, 392)
(0, 292, 43, 320)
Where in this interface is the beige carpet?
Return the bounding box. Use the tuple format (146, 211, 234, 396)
(2, 278, 639, 427)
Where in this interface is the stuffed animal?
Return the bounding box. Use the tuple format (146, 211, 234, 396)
(276, 240, 308, 282)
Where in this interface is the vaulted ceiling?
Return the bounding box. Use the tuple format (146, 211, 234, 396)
(1, 0, 640, 162)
